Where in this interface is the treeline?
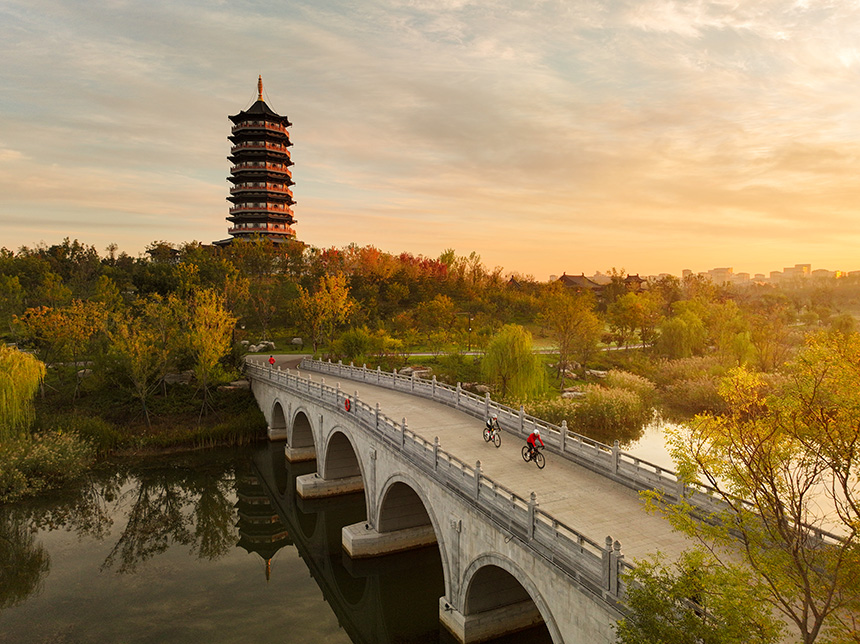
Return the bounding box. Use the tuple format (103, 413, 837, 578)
(4, 236, 860, 425)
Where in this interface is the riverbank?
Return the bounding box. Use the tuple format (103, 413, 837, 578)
(1, 378, 268, 505)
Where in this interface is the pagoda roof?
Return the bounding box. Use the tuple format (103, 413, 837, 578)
(229, 76, 291, 125)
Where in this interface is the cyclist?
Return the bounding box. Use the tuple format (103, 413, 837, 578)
(526, 428, 544, 459)
(485, 414, 500, 434)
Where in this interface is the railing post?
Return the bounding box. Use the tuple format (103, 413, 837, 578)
(375, 403, 380, 430)
(411, 372, 415, 391)
(475, 460, 482, 500)
(610, 540, 623, 596)
(528, 492, 537, 540)
(484, 392, 490, 418)
(602, 536, 613, 590)
(519, 405, 525, 435)
(434, 437, 440, 471)
(612, 440, 620, 474)
(377, 366, 381, 384)
(401, 418, 407, 448)
(456, 383, 461, 408)
(561, 420, 568, 452)
(432, 375, 437, 398)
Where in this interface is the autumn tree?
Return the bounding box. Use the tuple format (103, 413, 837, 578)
(655, 332, 860, 643)
(187, 289, 237, 420)
(106, 312, 165, 428)
(296, 273, 356, 353)
(539, 287, 602, 388)
(482, 324, 545, 401)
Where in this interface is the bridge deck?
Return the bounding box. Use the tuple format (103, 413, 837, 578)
(284, 357, 692, 565)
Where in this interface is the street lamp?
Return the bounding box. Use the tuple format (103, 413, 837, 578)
(456, 312, 473, 352)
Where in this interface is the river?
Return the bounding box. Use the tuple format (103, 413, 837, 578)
(0, 443, 552, 644)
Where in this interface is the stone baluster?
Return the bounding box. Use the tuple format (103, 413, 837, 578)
(475, 461, 482, 500)
(527, 492, 537, 540)
(434, 437, 440, 471)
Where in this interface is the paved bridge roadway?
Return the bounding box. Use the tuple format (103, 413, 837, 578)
(248, 355, 699, 644)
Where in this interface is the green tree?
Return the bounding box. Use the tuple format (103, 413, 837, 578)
(482, 324, 545, 401)
(615, 549, 783, 644)
(654, 335, 860, 643)
(0, 345, 45, 440)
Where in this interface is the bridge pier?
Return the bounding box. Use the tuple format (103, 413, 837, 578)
(285, 444, 316, 462)
(439, 597, 543, 643)
(296, 473, 364, 498)
(267, 426, 288, 441)
(342, 521, 437, 558)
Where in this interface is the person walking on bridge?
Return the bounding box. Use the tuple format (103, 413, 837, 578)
(268, 355, 276, 368)
(526, 428, 544, 459)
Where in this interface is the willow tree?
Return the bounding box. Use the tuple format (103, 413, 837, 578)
(0, 345, 46, 440)
(482, 324, 545, 401)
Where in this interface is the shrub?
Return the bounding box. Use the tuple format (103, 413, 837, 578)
(651, 356, 724, 389)
(524, 398, 579, 429)
(604, 370, 658, 408)
(40, 413, 122, 456)
(570, 385, 651, 446)
(0, 432, 94, 503)
(661, 375, 727, 418)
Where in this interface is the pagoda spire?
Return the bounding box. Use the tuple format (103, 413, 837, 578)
(257, 75, 263, 101)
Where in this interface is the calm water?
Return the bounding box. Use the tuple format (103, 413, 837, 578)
(0, 444, 551, 644)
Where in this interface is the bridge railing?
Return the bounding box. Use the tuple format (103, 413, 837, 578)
(298, 358, 846, 548)
(247, 360, 630, 607)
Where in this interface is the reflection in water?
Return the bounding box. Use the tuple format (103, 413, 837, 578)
(0, 445, 552, 643)
(0, 508, 50, 609)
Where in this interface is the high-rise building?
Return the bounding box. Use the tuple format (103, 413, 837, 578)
(214, 77, 296, 247)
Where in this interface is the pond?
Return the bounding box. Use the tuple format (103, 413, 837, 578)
(0, 443, 551, 644)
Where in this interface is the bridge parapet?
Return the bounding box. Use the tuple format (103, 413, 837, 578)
(300, 358, 845, 548)
(247, 360, 631, 608)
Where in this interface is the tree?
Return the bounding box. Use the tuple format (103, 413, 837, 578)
(0, 345, 45, 440)
(296, 273, 356, 353)
(187, 289, 237, 420)
(654, 333, 860, 643)
(615, 548, 783, 644)
(481, 324, 545, 401)
(540, 287, 602, 389)
(106, 311, 167, 428)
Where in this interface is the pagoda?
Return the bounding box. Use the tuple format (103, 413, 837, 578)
(215, 76, 296, 246)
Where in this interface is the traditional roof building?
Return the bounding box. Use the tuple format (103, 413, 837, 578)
(557, 273, 602, 291)
(214, 76, 296, 247)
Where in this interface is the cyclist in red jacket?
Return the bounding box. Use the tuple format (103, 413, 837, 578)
(526, 428, 544, 458)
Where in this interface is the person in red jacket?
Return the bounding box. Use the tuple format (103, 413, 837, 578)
(526, 428, 544, 459)
(268, 355, 276, 367)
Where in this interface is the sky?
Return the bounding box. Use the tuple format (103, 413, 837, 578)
(1, 0, 859, 280)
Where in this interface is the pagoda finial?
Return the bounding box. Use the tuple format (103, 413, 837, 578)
(257, 75, 263, 101)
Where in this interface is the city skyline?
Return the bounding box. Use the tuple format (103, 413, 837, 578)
(2, 1, 859, 279)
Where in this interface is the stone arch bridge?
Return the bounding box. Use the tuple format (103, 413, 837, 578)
(245, 358, 728, 643)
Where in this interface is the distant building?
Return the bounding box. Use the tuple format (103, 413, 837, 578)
(214, 76, 297, 247)
(557, 273, 602, 291)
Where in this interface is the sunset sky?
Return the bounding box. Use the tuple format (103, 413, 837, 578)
(1, 0, 859, 279)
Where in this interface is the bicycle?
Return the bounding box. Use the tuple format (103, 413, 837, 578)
(482, 423, 501, 448)
(521, 444, 545, 469)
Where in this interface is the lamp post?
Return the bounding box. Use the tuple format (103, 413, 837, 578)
(456, 312, 473, 353)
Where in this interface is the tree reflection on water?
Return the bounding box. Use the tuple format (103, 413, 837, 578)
(0, 507, 51, 609)
(2, 449, 241, 608)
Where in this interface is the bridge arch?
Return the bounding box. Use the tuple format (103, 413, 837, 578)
(270, 399, 287, 435)
(459, 554, 560, 643)
(321, 427, 364, 480)
(290, 408, 315, 449)
(375, 474, 452, 598)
